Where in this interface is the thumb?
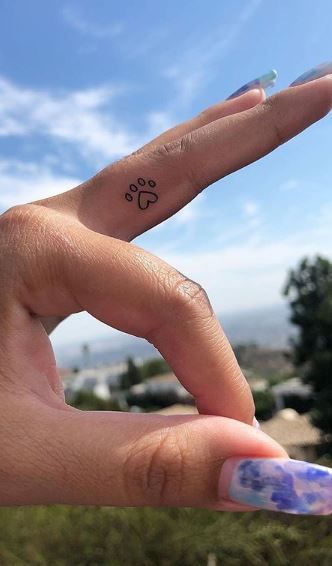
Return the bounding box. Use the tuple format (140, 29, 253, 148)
(7, 404, 332, 514)
(7, 401, 330, 514)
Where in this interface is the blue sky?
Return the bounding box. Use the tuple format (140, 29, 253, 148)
(0, 0, 331, 348)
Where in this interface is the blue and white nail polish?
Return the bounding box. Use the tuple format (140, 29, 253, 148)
(227, 70, 278, 100)
(220, 458, 332, 515)
(290, 61, 332, 86)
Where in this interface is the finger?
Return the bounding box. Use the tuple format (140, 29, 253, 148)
(3, 398, 288, 508)
(13, 206, 254, 422)
(34, 89, 264, 230)
(136, 88, 265, 153)
(26, 94, 264, 337)
(45, 75, 332, 241)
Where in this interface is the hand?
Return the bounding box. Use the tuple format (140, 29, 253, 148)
(0, 76, 331, 510)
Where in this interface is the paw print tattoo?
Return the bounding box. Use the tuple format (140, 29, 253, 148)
(125, 177, 158, 210)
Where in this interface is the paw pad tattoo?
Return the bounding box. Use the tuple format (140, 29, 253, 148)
(125, 177, 158, 210)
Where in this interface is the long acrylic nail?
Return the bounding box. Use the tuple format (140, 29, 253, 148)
(290, 61, 332, 86)
(227, 69, 277, 100)
(219, 458, 332, 515)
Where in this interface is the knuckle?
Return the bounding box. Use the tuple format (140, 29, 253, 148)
(168, 274, 213, 320)
(153, 140, 178, 160)
(123, 428, 185, 505)
(0, 204, 75, 304)
(0, 204, 37, 239)
(0, 205, 40, 279)
(0, 203, 74, 257)
(262, 96, 288, 146)
(197, 106, 216, 122)
(151, 138, 190, 163)
(179, 133, 205, 193)
(154, 134, 203, 194)
(178, 132, 193, 155)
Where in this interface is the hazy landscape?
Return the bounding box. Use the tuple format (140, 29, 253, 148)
(54, 303, 294, 369)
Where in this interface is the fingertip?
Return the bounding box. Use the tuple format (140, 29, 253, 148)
(244, 87, 266, 103)
(306, 73, 332, 110)
(227, 87, 266, 108)
(218, 457, 238, 501)
(270, 74, 332, 127)
(219, 88, 266, 119)
(275, 74, 332, 111)
(218, 458, 332, 515)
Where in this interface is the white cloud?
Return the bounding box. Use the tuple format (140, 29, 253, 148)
(0, 76, 139, 164)
(172, 193, 206, 226)
(314, 202, 332, 238)
(62, 6, 124, 39)
(164, 67, 204, 108)
(0, 159, 81, 209)
(146, 111, 175, 139)
(163, 0, 263, 107)
(241, 199, 262, 231)
(174, 204, 199, 226)
(148, 211, 332, 315)
(279, 179, 300, 191)
(0, 75, 179, 167)
(243, 200, 259, 217)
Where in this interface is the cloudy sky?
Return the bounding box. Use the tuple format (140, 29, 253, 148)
(0, 0, 331, 349)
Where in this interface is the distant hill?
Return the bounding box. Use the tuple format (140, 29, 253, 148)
(220, 303, 294, 349)
(55, 303, 294, 369)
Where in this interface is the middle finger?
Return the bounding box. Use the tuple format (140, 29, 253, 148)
(50, 76, 332, 241)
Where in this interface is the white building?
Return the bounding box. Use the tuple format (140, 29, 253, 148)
(65, 362, 127, 401)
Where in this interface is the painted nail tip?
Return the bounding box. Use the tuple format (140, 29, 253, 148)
(227, 86, 251, 100)
(227, 69, 277, 100)
(290, 61, 332, 86)
(220, 458, 332, 515)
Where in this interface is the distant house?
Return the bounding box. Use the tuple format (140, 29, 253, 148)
(64, 363, 125, 402)
(71, 371, 99, 393)
(155, 404, 198, 416)
(129, 373, 193, 406)
(154, 405, 324, 461)
(245, 373, 268, 393)
(271, 377, 313, 412)
(261, 409, 322, 460)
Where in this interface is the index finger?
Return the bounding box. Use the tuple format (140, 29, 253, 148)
(46, 75, 332, 241)
(9, 206, 254, 423)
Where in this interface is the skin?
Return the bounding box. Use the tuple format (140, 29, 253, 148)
(0, 76, 331, 509)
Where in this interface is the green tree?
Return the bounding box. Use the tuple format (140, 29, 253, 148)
(284, 255, 332, 435)
(141, 357, 170, 379)
(69, 390, 121, 411)
(1, 503, 332, 564)
(253, 390, 276, 421)
(121, 357, 142, 390)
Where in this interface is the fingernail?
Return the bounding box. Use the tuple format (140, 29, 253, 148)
(219, 458, 332, 515)
(252, 417, 261, 429)
(290, 61, 332, 86)
(227, 69, 277, 100)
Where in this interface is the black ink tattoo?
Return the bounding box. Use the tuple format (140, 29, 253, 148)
(125, 178, 158, 210)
